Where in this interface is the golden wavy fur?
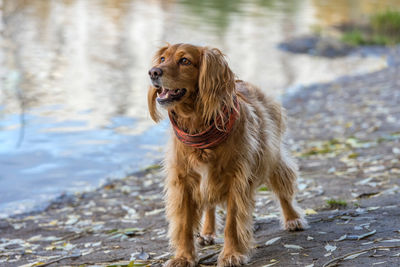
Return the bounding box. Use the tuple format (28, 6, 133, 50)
(147, 43, 307, 267)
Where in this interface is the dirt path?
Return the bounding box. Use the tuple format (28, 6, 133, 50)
(1, 47, 399, 267)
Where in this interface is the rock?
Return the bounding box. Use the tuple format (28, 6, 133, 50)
(279, 35, 354, 58)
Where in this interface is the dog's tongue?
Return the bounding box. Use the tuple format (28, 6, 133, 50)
(159, 88, 169, 99)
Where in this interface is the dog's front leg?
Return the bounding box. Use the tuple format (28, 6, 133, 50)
(164, 171, 201, 267)
(218, 182, 254, 267)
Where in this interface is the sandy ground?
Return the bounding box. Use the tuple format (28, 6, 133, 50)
(0, 47, 399, 267)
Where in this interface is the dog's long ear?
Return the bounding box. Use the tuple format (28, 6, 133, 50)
(147, 45, 169, 122)
(198, 48, 236, 125)
(148, 86, 161, 122)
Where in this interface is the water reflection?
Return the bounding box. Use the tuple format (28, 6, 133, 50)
(0, 0, 397, 217)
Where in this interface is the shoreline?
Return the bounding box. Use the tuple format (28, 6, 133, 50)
(0, 163, 163, 221)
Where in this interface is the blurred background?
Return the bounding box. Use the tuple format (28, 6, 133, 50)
(0, 0, 399, 217)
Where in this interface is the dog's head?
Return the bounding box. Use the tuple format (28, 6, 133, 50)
(148, 43, 235, 123)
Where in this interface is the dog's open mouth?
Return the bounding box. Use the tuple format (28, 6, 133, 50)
(156, 86, 187, 105)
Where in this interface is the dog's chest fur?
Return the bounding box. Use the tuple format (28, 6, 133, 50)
(186, 148, 220, 204)
(193, 161, 213, 203)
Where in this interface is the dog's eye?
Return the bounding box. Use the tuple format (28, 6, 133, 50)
(179, 57, 191, 65)
(160, 57, 165, 63)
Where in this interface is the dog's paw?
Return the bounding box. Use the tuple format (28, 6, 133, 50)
(196, 233, 215, 246)
(284, 217, 308, 231)
(164, 257, 195, 267)
(217, 252, 248, 267)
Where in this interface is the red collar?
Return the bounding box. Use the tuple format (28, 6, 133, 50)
(169, 98, 240, 149)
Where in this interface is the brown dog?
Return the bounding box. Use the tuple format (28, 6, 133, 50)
(147, 43, 307, 267)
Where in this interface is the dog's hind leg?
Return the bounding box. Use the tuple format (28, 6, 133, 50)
(269, 153, 308, 231)
(197, 206, 216, 246)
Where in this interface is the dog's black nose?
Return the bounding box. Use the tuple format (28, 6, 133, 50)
(148, 67, 163, 80)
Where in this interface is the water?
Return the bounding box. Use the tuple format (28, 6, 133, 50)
(0, 0, 398, 217)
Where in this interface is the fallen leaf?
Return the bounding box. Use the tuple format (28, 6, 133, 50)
(343, 251, 367, 260)
(49, 220, 58, 226)
(63, 242, 76, 250)
(32, 262, 46, 266)
(108, 227, 146, 238)
(380, 239, 400, 243)
(41, 236, 61, 242)
(305, 208, 318, 215)
(371, 253, 385, 258)
(348, 153, 359, 159)
(145, 208, 165, 216)
(284, 244, 303, 250)
(82, 248, 94, 256)
(131, 248, 150, 261)
(265, 237, 281, 246)
(121, 205, 140, 220)
(372, 262, 386, 265)
(325, 244, 337, 252)
(365, 165, 385, 173)
(106, 261, 148, 267)
(154, 252, 170, 260)
(354, 223, 370, 230)
(92, 241, 101, 247)
(130, 261, 149, 267)
(65, 215, 79, 225)
(28, 235, 42, 242)
(356, 177, 374, 185)
(347, 229, 377, 240)
(334, 234, 347, 242)
(12, 223, 25, 230)
(262, 261, 279, 267)
(355, 207, 367, 214)
(298, 183, 307, 190)
(45, 245, 56, 251)
(345, 122, 353, 128)
(390, 168, 400, 174)
(356, 192, 380, 199)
